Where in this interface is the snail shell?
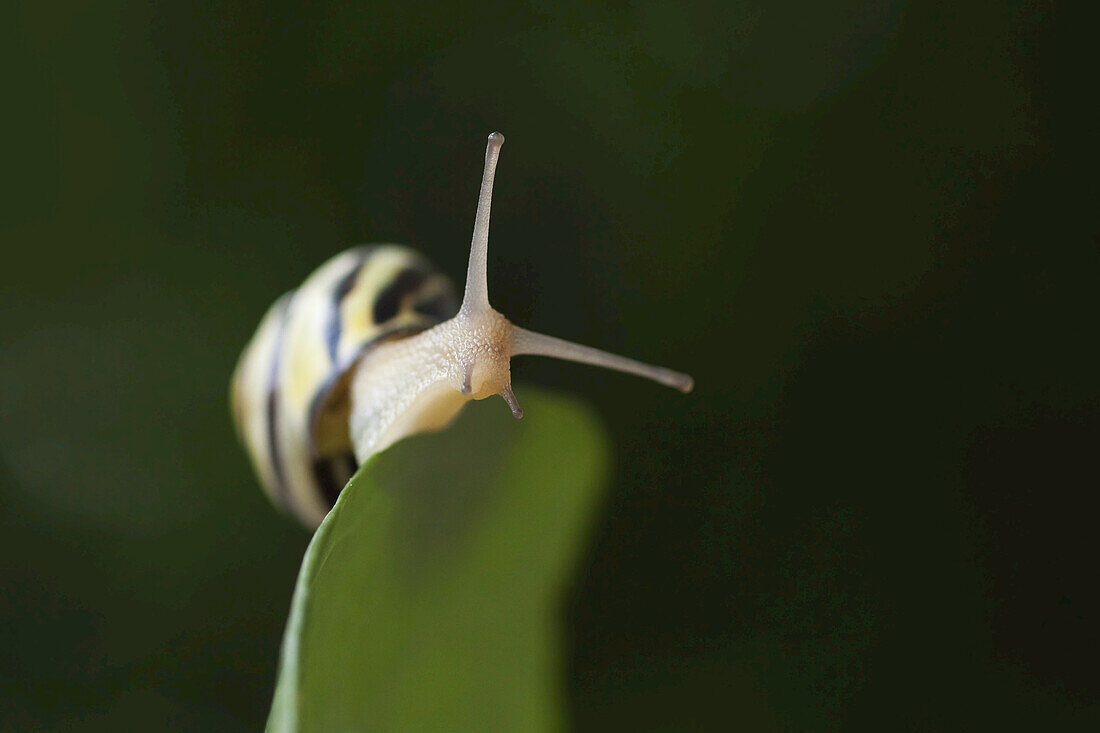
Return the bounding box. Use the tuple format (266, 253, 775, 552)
(231, 246, 457, 526)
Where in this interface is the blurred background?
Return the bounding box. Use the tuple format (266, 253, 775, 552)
(1, 0, 1095, 729)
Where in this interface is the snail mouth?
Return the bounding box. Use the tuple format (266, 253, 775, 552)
(459, 353, 511, 398)
(457, 376, 522, 420)
(458, 365, 521, 419)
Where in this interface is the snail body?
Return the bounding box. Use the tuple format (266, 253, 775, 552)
(232, 133, 693, 528)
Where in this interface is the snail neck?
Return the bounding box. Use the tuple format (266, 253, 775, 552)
(348, 309, 517, 462)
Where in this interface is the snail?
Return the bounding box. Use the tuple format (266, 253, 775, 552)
(231, 132, 694, 528)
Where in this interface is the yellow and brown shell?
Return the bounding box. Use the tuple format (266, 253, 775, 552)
(231, 245, 457, 527)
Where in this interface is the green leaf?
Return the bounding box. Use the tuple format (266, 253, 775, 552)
(268, 387, 610, 732)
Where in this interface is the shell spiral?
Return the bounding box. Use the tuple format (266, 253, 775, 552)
(231, 245, 458, 527)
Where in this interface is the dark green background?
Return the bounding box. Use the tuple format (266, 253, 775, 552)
(1, 0, 1095, 729)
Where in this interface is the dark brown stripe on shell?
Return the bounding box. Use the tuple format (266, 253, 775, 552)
(312, 451, 359, 509)
(264, 294, 294, 511)
(372, 267, 428, 323)
(412, 289, 460, 321)
(325, 248, 374, 362)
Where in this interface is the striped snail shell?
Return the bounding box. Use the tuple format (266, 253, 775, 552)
(232, 133, 693, 528)
(231, 246, 459, 526)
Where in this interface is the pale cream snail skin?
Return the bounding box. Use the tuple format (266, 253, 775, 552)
(231, 132, 693, 528)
